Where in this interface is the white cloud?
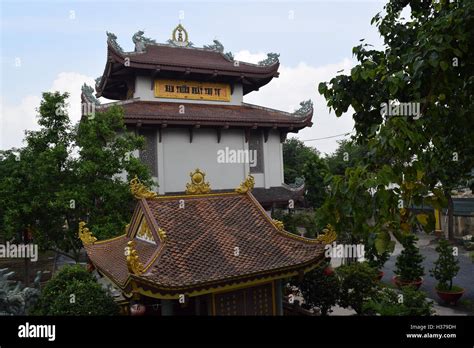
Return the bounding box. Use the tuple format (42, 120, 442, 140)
(239, 50, 355, 155)
(0, 72, 97, 150)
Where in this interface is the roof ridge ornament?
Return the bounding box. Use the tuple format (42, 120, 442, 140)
(272, 219, 285, 231)
(130, 175, 158, 200)
(132, 30, 156, 53)
(106, 31, 124, 53)
(258, 52, 280, 66)
(78, 221, 97, 245)
(125, 240, 144, 275)
(168, 24, 192, 47)
(186, 168, 211, 194)
(315, 224, 337, 244)
(235, 174, 255, 194)
(294, 99, 313, 116)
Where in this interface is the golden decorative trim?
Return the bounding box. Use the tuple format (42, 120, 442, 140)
(272, 219, 284, 231)
(130, 175, 158, 200)
(136, 218, 155, 244)
(235, 174, 255, 194)
(125, 241, 144, 275)
(157, 227, 167, 241)
(315, 224, 337, 244)
(78, 221, 97, 245)
(185, 168, 211, 194)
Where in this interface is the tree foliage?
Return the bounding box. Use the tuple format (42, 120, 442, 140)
(32, 265, 119, 315)
(317, 0, 473, 250)
(0, 92, 152, 259)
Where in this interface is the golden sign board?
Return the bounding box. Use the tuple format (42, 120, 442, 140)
(154, 79, 231, 102)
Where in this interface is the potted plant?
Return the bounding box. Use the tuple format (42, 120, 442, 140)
(430, 239, 464, 305)
(393, 234, 424, 289)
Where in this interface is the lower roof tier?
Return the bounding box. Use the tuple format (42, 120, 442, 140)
(83, 190, 325, 296)
(92, 100, 313, 131)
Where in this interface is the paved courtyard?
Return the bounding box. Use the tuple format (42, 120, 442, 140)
(381, 233, 474, 315)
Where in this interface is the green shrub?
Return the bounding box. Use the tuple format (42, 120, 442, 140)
(337, 262, 378, 314)
(32, 265, 118, 315)
(296, 261, 340, 315)
(430, 239, 461, 291)
(394, 234, 424, 282)
(363, 287, 434, 316)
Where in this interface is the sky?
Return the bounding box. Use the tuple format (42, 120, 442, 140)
(0, 0, 387, 155)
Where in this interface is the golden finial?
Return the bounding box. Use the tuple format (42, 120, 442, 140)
(185, 168, 211, 194)
(124, 240, 144, 275)
(235, 174, 255, 194)
(157, 228, 167, 241)
(130, 175, 158, 199)
(78, 221, 97, 245)
(315, 224, 337, 244)
(273, 219, 284, 231)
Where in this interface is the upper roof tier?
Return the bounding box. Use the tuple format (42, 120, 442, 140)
(96, 26, 280, 100)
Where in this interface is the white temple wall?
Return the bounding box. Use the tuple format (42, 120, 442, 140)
(153, 128, 283, 193)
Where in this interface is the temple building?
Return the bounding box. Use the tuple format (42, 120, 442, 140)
(80, 173, 330, 315)
(79, 25, 325, 316)
(81, 25, 313, 210)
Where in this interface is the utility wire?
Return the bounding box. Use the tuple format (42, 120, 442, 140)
(301, 131, 354, 142)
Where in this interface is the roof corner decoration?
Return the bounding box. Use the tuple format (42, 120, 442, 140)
(315, 224, 337, 244)
(124, 241, 144, 275)
(81, 83, 100, 106)
(132, 30, 156, 53)
(235, 174, 255, 194)
(130, 176, 158, 200)
(168, 24, 193, 47)
(272, 219, 285, 231)
(106, 31, 124, 53)
(78, 221, 97, 245)
(185, 168, 211, 195)
(294, 99, 313, 116)
(258, 53, 280, 66)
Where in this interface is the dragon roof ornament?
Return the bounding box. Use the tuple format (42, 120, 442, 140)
(132, 30, 156, 53)
(81, 83, 100, 106)
(130, 176, 158, 200)
(235, 175, 255, 194)
(106, 31, 124, 53)
(294, 100, 313, 116)
(258, 52, 280, 66)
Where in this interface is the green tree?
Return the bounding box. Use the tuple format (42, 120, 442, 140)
(337, 262, 378, 314)
(282, 138, 319, 184)
(0, 92, 152, 259)
(296, 261, 340, 315)
(394, 234, 424, 283)
(430, 238, 461, 291)
(32, 265, 119, 315)
(326, 140, 368, 176)
(317, 0, 474, 250)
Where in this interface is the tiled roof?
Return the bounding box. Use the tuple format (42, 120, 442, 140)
(107, 42, 279, 77)
(84, 192, 325, 291)
(97, 101, 312, 129)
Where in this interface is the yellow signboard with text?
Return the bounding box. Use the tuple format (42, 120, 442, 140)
(154, 79, 231, 102)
